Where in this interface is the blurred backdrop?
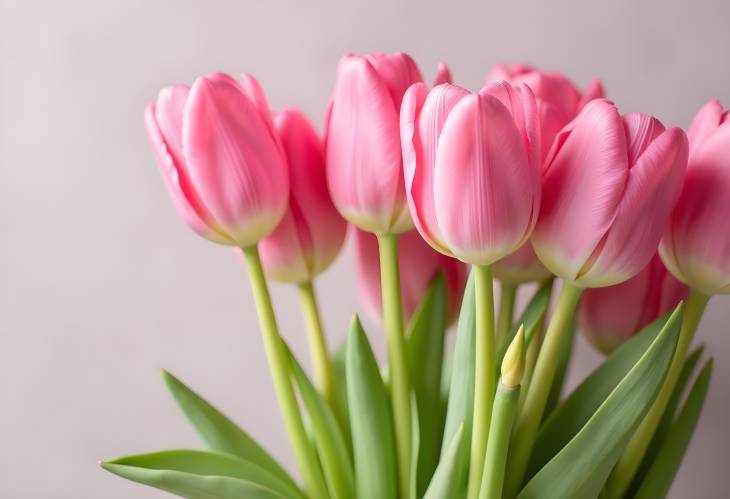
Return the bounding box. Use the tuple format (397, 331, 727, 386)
(2, 0, 729, 497)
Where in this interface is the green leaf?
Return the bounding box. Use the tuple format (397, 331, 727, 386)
(441, 271, 476, 457)
(423, 423, 469, 499)
(528, 313, 668, 477)
(633, 358, 713, 499)
(101, 449, 303, 499)
(346, 316, 397, 499)
(287, 344, 355, 499)
(410, 393, 420, 499)
(516, 305, 683, 499)
(161, 370, 295, 488)
(331, 340, 351, 441)
(406, 272, 449, 496)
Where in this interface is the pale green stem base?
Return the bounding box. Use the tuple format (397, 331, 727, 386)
(242, 246, 328, 499)
(377, 234, 411, 499)
(604, 289, 710, 499)
(479, 382, 520, 499)
(297, 280, 348, 439)
(518, 322, 543, 412)
(467, 264, 496, 499)
(504, 282, 583, 498)
(496, 282, 517, 350)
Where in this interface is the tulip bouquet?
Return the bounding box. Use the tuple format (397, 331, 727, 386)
(101, 53, 729, 499)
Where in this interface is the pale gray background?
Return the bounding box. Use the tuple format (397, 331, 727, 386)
(2, 0, 729, 497)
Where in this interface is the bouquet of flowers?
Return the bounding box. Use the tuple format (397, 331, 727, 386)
(101, 53, 728, 499)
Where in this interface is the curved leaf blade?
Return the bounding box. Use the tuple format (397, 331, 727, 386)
(517, 305, 683, 499)
(423, 423, 468, 499)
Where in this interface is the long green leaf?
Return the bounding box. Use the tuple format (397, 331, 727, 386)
(517, 304, 683, 499)
(331, 340, 351, 441)
(161, 370, 295, 488)
(406, 272, 448, 496)
(101, 449, 303, 499)
(410, 393, 420, 499)
(423, 423, 468, 499)
(347, 316, 397, 499)
(287, 345, 354, 499)
(441, 271, 476, 456)
(528, 313, 668, 477)
(633, 358, 713, 499)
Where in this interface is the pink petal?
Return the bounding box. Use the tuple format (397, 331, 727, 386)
(434, 93, 537, 265)
(433, 63, 453, 85)
(687, 99, 724, 155)
(580, 127, 687, 287)
(183, 72, 289, 247)
(532, 99, 628, 281)
(494, 240, 550, 284)
(578, 79, 605, 109)
(622, 113, 665, 165)
(363, 52, 423, 111)
(325, 55, 407, 233)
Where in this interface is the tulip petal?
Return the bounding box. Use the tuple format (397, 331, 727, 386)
(578, 79, 605, 109)
(326, 56, 406, 233)
(622, 113, 665, 165)
(434, 93, 535, 265)
(579, 127, 687, 287)
(183, 73, 289, 247)
(363, 52, 423, 111)
(686, 99, 724, 155)
(533, 99, 628, 281)
(433, 63, 452, 86)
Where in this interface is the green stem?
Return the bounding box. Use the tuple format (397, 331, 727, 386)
(479, 382, 521, 499)
(242, 246, 329, 499)
(504, 282, 583, 498)
(496, 282, 517, 350)
(467, 264, 496, 499)
(604, 289, 710, 499)
(377, 234, 411, 499)
(297, 281, 348, 438)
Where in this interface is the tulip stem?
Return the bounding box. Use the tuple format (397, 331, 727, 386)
(496, 282, 517, 350)
(377, 234, 411, 499)
(503, 281, 583, 498)
(467, 264, 496, 499)
(604, 289, 710, 499)
(297, 280, 348, 439)
(242, 246, 328, 499)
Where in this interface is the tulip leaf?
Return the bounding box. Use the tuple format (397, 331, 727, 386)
(516, 305, 682, 499)
(423, 423, 468, 499)
(286, 344, 355, 499)
(101, 449, 303, 499)
(331, 340, 351, 439)
(528, 313, 668, 478)
(410, 393, 420, 499)
(633, 358, 713, 499)
(406, 272, 448, 496)
(161, 370, 295, 488)
(441, 271, 476, 457)
(346, 316, 397, 499)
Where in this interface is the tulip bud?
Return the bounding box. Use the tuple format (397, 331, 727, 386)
(353, 228, 468, 325)
(144, 73, 289, 247)
(401, 81, 541, 265)
(532, 99, 688, 288)
(579, 254, 688, 354)
(325, 52, 423, 235)
(257, 109, 347, 283)
(659, 100, 730, 295)
(501, 324, 526, 388)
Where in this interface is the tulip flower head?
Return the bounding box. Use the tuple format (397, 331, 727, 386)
(579, 253, 688, 354)
(145, 72, 289, 247)
(532, 99, 688, 288)
(401, 80, 542, 266)
(258, 109, 347, 283)
(354, 228, 468, 325)
(325, 52, 424, 235)
(660, 100, 730, 295)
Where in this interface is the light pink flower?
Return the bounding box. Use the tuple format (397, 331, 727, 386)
(144, 72, 289, 247)
(532, 99, 688, 287)
(353, 228, 468, 324)
(400, 80, 541, 265)
(579, 253, 687, 354)
(660, 100, 730, 295)
(258, 109, 347, 283)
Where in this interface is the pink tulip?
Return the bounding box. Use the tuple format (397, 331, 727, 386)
(325, 52, 424, 235)
(493, 243, 552, 285)
(434, 63, 452, 86)
(401, 80, 541, 265)
(353, 228, 468, 324)
(145, 72, 289, 247)
(258, 109, 347, 283)
(486, 64, 604, 161)
(659, 100, 730, 295)
(532, 99, 688, 287)
(579, 253, 687, 354)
